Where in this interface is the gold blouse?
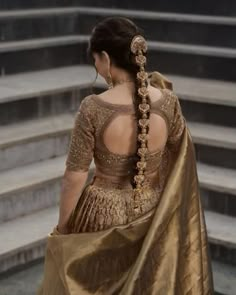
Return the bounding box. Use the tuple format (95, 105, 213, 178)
(65, 88, 185, 177)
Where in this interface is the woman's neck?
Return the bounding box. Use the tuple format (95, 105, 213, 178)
(111, 68, 134, 85)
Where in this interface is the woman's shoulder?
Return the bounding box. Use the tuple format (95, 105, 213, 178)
(80, 94, 95, 107)
(76, 94, 98, 123)
(149, 86, 179, 112)
(79, 94, 101, 113)
(78, 93, 116, 123)
(150, 87, 184, 132)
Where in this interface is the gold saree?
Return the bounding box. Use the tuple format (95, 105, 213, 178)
(37, 119, 214, 294)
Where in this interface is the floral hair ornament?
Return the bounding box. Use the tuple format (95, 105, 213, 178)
(130, 34, 150, 212)
(130, 35, 148, 55)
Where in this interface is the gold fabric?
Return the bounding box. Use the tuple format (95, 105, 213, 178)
(149, 71, 173, 90)
(37, 73, 214, 294)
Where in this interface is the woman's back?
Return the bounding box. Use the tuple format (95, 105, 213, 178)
(96, 85, 168, 155)
(66, 86, 183, 186)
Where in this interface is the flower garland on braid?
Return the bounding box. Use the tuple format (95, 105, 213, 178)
(130, 35, 150, 211)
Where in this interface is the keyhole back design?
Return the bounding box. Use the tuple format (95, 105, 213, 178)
(102, 112, 168, 156)
(87, 91, 176, 179)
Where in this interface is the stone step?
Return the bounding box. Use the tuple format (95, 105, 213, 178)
(2, 7, 235, 23)
(188, 122, 236, 150)
(76, 0, 236, 17)
(171, 74, 236, 108)
(0, 65, 235, 125)
(76, 8, 236, 48)
(0, 65, 95, 104)
(188, 122, 236, 169)
(0, 205, 235, 284)
(212, 260, 236, 295)
(0, 35, 88, 53)
(206, 211, 236, 250)
(173, 75, 236, 127)
(198, 163, 236, 196)
(0, 156, 65, 224)
(0, 11, 79, 42)
(0, 35, 88, 75)
(198, 163, 236, 217)
(0, 114, 74, 171)
(0, 259, 44, 295)
(0, 65, 97, 125)
(0, 65, 234, 107)
(1, 7, 235, 48)
(0, 206, 58, 274)
(0, 0, 235, 17)
(0, 155, 95, 223)
(0, 35, 235, 81)
(206, 211, 236, 267)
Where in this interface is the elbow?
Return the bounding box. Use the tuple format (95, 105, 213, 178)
(62, 168, 89, 192)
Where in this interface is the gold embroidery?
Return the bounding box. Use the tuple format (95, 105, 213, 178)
(66, 89, 185, 233)
(68, 181, 160, 233)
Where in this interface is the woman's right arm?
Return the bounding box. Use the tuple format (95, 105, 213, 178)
(57, 97, 95, 233)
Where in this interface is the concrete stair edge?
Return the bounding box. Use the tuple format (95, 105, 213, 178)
(197, 163, 236, 196)
(1, 34, 236, 58)
(212, 260, 236, 295)
(0, 206, 57, 273)
(0, 65, 101, 104)
(0, 6, 236, 26)
(0, 65, 235, 107)
(206, 211, 236, 249)
(187, 122, 236, 150)
(0, 113, 74, 149)
(0, 156, 66, 197)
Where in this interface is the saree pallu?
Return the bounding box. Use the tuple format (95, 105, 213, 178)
(37, 125, 214, 295)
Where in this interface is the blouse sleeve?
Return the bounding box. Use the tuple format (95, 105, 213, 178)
(65, 97, 95, 172)
(167, 92, 186, 150)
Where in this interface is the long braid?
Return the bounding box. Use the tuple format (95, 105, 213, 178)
(130, 35, 150, 211)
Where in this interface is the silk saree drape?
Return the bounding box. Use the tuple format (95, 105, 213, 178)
(37, 72, 214, 294)
(37, 127, 214, 295)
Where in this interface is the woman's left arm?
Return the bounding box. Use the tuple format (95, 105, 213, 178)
(57, 96, 94, 234)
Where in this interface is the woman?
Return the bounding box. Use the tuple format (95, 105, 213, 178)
(38, 17, 214, 294)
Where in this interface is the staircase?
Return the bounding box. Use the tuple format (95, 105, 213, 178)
(0, 1, 235, 294)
